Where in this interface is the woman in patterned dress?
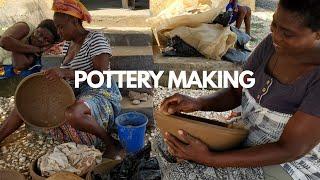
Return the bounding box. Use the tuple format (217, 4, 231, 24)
(0, 0, 122, 158)
(156, 0, 320, 179)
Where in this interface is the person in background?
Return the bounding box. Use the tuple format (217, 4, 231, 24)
(157, 0, 320, 179)
(0, 0, 123, 159)
(226, 0, 252, 36)
(0, 19, 60, 71)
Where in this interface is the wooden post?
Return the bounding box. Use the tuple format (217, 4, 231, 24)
(122, 0, 129, 9)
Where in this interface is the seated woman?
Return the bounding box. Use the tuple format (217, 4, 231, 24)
(0, 19, 60, 71)
(157, 0, 320, 179)
(0, 0, 122, 158)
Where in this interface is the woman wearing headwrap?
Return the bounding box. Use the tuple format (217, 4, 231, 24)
(0, 0, 123, 158)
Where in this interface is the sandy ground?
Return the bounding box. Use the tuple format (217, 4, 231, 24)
(246, 1, 276, 49)
(0, 0, 278, 178)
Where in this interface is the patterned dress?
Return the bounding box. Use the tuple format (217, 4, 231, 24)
(154, 34, 320, 180)
(49, 31, 122, 146)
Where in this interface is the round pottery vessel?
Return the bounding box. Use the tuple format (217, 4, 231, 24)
(0, 169, 25, 180)
(86, 159, 121, 180)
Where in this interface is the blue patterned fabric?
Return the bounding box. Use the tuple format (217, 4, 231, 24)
(76, 79, 122, 131)
(49, 79, 122, 146)
(0, 56, 42, 79)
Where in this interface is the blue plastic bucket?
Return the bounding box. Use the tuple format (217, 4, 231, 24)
(115, 112, 148, 154)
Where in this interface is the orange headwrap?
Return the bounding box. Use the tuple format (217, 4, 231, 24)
(52, 0, 92, 23)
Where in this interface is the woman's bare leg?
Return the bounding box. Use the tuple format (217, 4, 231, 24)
(236, 6, 247, 30)
(0, 108, 24, 143)
(64, 102, 112, 143)
(244, 6, 252, 36)
(65, 102, 123, 159)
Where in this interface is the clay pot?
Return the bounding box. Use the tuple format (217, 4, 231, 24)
(85, 159, 121, 180)
(155, 111, 248, 151)
(47, 172, 83, 180)
(29, 159, 45, 180)
(30, 158, 94, 180)
(0, 169, 25, 180)
(15, 73, 75, 129)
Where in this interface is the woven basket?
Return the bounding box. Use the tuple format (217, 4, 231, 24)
(15, 73, 75, 128)
(0, 169, 25, 180)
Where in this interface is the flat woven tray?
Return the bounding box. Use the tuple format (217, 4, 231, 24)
(15, 73, 75, 128)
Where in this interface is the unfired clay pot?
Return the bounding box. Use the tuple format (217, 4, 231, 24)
(85, 159, 121, 180)
(155, 111, 248, 151)
(0, 169, 25, 180)
(46, 172, 83, 180)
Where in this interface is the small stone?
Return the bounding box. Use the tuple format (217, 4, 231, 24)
(0, 160, 5, 164)
(128, 91, 141, 101)
(132, 100, 141, 105)
(1, 146, 8, 153)
(19, 157, 26, 163)
(38, 141, 43, 145)
(29, 144, 34, 148)
(140, 96, 148, 102)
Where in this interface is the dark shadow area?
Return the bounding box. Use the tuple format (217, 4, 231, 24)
(81, 0, 149, 10)
(0, 77, 23, 97)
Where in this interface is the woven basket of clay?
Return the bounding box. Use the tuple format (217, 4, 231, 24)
(15, 72, 75, 128)
(155, 111, 249, 151)
(0, 169, 25, 180)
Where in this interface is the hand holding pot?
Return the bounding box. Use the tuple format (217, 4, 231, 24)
(164, 130, 211, 164)
(159, 93, 202, 115)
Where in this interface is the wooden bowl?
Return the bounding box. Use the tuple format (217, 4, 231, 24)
(155, 111, 248, 151)
(0, 169, 25, 180)
(15, 73, 75, 128)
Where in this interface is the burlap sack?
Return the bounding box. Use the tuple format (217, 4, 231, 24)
(165, 24, 237, 60)
(147, 0, 228, 32)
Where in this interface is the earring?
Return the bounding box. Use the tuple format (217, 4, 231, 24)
(316, 33, 320, 40)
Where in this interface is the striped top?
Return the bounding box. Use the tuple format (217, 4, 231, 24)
(61, 31, 112, 87)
